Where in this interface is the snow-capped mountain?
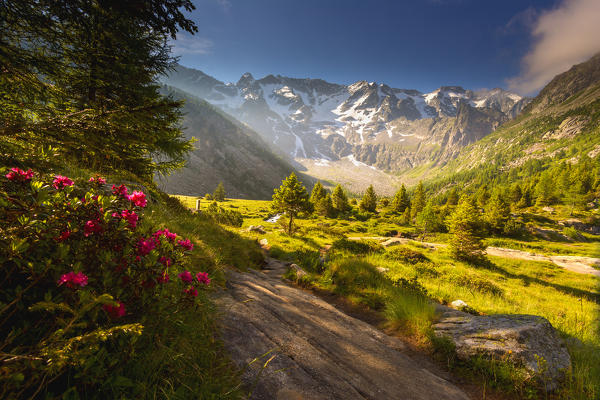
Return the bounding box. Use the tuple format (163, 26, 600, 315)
(162, 65, 529, 176)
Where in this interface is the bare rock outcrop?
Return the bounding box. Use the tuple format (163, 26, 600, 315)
(433, 306, 571, 391)
(214, 258, 470, 400)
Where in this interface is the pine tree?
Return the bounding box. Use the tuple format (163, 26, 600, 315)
(392, 184, 410, 212)
(332, 184, 350, 214)
(510, 184, 523, 205)
(485, 193, 510, 234)
(517, 187, 532, 209)
(416, 201, 443, 233)
(359, 185, 377, 213)
(315, 193, 334, 217)
(272, 173, 311, 234)
(411, 181, 425, 219)
(310, 181, 327, 205)
(535, 171, 556, 206)
(1, 0, 197, 178)
(446, 187, 459, 206)
(213, 182, 226, 202)
(447, 197, 486, 262)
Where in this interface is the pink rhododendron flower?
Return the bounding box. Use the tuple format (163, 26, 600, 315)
(185, 286, 198, 297)
(154, 228, 177, 242)
(111, 184, 129, 197)
(157, 271, 170, 283)
(88, 176, 106, 184)
(103, 302, 126, 318)
(56, 230, 71, 242)
(178, 270, 193, 283)
(128, 191, 147, 208)
(137, 237, 156, 256)
(159, 256, 172, 267)
(83, 219, 103, 237)
(196, 272, 211, 285)
(120, 209, 138, 228)
(58, 271, 88, 288)
(5, 167, 34, 182)
(52, 175, 73, 190)
(177, 239, 193, 251)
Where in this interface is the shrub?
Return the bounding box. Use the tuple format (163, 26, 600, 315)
(384, 246, 429, 264)
(330, 238, 383, 255)
(563, 226, 584, 241)
(0, 169, 210, 398)
(204, 201, 243, 227)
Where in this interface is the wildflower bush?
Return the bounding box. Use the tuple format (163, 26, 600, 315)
(0, 168, 210, 398)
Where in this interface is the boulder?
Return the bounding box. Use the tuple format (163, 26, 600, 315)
(433, 307, 570, 391)
(247, 225, 266, 234)
(450, 300, 468, 310)
(259, 238, 269, 246)
(288, 264, 307, 280)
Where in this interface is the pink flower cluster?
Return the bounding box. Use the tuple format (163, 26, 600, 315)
(5, 167, 34, 182)
(103, 302, 126, 318)
(178, 270, 211, 297)
(53, 175, 74, 190)
(128, 191, 147, 208)
(113, 209, 138, 228)
(137, 237, 157, 256)
(112, 184, 129, 197)
(196, 272, 211, 285)
(57, 230, 71, 242)
(154, 228, 177, 242)
(177, 239, 194, 251)
(84, 219, 103, 237)
(89, 176, 106, 185)
(58, 271, 88, 288)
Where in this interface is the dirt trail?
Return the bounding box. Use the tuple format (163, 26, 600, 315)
(213, 257, 470, 400)
(349, 237, 600, 277)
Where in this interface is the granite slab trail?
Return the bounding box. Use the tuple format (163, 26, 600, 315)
(213, 257, 471, 400)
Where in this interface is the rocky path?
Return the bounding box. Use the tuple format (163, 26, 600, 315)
(349, 237, 600, 277)
(213, 257, 470, 400)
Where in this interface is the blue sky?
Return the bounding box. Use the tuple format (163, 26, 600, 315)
(173, 0, 600, 94)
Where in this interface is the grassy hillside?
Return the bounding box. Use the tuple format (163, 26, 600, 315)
(177, 195, 600, 399)
(157, 86, 299, 199)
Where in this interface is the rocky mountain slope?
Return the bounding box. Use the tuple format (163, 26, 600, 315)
(162, 66, 529, 182)
(157, 86, 298, 199)
(425, 53, 600, 185)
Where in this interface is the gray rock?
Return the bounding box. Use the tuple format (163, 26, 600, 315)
(450, 300, 468, 310)
(214, 259, 470, 400)
(248, 225, 266, 234)
(288, 263, 307, 280)
(433, 307, 571, 391)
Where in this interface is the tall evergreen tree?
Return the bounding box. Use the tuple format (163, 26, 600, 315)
(392, 184, 410, 212)
(272, 173, 311, 234)
(411, 181, 426, 218)
(359, 185, 377, 213)
(485, 193, 510, 234)
(446, 187, 459, 206)
(1, 0, 197, 177)
(535, 171, 556, 206)
(310, 181, 327, 205)
(315, 193, 334, 217)
(447, 197, 486, 262)
(416, 201, 443, 233)
(213, 182, 226, 202)
(332, 184, 350, 214)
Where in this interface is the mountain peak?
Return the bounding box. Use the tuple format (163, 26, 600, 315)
(237, 72, 255, 86)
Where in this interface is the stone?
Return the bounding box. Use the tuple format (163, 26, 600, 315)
(288, 264, 307, 280)
(433, 307, 571, 391)
(248, 225, 266, 234)
(259, 238, 269, 246)
(376, 267, 389, 274)
(450, 300, 468, 310)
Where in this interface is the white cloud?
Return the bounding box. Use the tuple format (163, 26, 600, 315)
(170, 35, 213, 56)
(508, 0, 600, 94)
